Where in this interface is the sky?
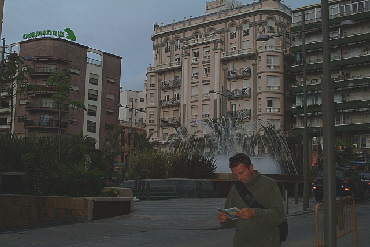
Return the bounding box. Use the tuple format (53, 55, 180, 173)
(2, 0, 320, 92)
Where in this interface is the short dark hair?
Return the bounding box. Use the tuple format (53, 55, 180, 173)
(229, 153, 252, 169)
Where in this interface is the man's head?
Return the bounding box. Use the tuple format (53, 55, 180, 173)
(229, 153, 255, 184)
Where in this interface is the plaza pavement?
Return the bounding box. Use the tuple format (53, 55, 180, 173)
(0, 197, 318, 247)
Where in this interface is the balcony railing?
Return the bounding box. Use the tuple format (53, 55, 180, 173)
(227, 109, 251, 119)
(30, 67, 70, 76)
(222, 48, 255, 59)
(226, 67, 251, 79)
(25, 101, 69, 111)
(147, 61, 181, 72)
(160, 98, 180, 107)
(226, 87, 251, 99)
(24, 119, 68, 129)
(27, 85, 62, 94)
(160, 78, 181, 89)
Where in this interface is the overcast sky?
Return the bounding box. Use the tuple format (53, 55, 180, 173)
(2, 0, 319, 92)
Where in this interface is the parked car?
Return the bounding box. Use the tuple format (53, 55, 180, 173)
(359, 171, 370, 188)
(312, 167, 369, 202)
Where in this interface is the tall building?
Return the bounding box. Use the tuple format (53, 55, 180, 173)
(119, 89, 146, 129)
(1, 37, 121, 149)
(146, 0, 292, 142)
(291, 0, 370, 166)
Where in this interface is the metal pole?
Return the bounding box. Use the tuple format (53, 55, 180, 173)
(302, 11, 310, 211)
(321, 0, 337, 246)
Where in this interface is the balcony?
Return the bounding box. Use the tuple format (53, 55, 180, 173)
(221, 48, 255, 60)
(25, 101, 69, 112)
(147, 61, 182, 72)
(226, 109, 251, 119)
(160, 116, 180, 126)
(226, 87, 251, 99)
(226, 67, 251, 79)
(160, 98, 180, 108)
(160, 78, 181, 89)
(185, 33, 224, 47)
(27, 85, 62, 95)
(24, 119, 68, 130)
(30, 67, 70, 77)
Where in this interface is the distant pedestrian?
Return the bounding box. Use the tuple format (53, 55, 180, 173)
(217, 153, 285, 247)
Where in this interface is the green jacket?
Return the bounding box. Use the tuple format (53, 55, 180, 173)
(221, 172, 285, 247)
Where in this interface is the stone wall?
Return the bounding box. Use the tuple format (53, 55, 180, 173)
(0, 194, 133, 232)
(0, 195, 89, 232)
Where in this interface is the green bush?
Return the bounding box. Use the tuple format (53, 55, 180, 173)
(58, 166, 104, 197)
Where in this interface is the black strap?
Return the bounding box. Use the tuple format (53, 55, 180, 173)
(234, 181, 264, 209)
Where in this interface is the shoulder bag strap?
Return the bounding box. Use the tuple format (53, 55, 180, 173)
(234, 181, 264, 209)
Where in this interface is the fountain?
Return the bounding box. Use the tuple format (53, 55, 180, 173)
(168, 117, 298, 175)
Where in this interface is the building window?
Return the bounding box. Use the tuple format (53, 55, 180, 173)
(267, 18, 275, 33)
(0, 117, 7, 125)
(106, 93, 114, 100)
(88, 89, 98, 101)
(267, 76, 280, 90)
(266, 98, 280, 112)
(70, 68, 80, 75)
(165, 40, 171, 53)
(18, 115, 27, 122)
(230, 25, 237, 39)
(107, 78, 116, 84)
(175, 39, 181, 50)
(149, 93, 154, 104)
(267, 55, 280, 69)
(192, 49, 199, 62)
(89, 73, 99, 85)
(106, 108, 114, 115)
(87, 104, 97, 116)
(87, 120, 96, 133)
(242, 22, 250, 36)
(149, 113, 154, 123)
(40, 114, 53, 127)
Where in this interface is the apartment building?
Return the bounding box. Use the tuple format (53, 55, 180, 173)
(1, 37, 121, 149)
(119, 89, 146, 128)
(291, 0, 370, 166)
(146, 0, 292, 142)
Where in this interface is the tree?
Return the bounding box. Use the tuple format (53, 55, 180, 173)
(45, 71, 85, 162)
(0, 53, 32, 133)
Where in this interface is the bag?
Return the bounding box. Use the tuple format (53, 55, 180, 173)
(278, 219, 288, 242)
(234, 181, 288, 242)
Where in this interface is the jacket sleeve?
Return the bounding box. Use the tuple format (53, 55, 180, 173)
(252, 181, 285, 226)
(220, 185, 237, 229)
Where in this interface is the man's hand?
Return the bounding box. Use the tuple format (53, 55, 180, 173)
(235, 208, 256, 219)
(218, 211, 229, 223)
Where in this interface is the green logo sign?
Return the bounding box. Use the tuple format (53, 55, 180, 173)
(23, 28, 76, 41)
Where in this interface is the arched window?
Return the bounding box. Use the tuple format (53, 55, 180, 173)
(267, 18, 275, 33)
(242, 21, 250, 36)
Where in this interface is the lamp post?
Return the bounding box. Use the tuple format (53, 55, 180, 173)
(321, 0, 336, 245)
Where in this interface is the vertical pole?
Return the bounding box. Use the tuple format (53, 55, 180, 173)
(321, 0, 337, 246)
(302, 11, 310, 211)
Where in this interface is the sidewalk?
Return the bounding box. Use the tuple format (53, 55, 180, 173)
(0, 197, 318, 247)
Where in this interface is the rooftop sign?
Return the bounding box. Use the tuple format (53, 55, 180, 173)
(23, 28, 76, 41)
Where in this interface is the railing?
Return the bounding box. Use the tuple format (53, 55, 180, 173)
(24, 119, 68, 129)
(226, 87, 251, 98)
(25, 101, 69, 111)
(222, 48, 255, 59)
(160, 78, 181, 89)
(147, 61, 181, 72)
(227, 67, 251, 78)
(226, 109, 251, 119)
(31, 67, 70, 76)
(315, 196, 358, 247)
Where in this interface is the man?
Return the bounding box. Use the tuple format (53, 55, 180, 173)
(217, 153, 285, 247)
